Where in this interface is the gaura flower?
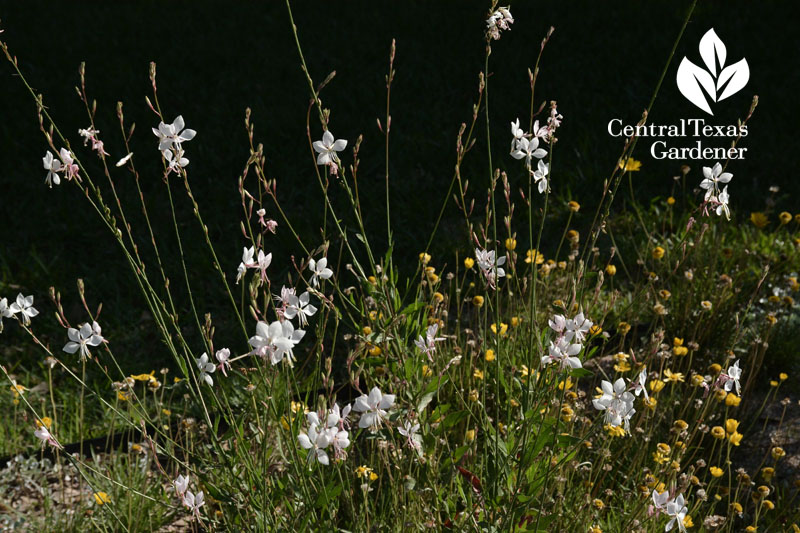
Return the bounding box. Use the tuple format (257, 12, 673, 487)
(8, 293, 39, 326)
(62, 322, 104, 361)
(248, 320, 306, 366)
(313, 130, 347, 166)
(196, 353, 216, 386)
(308, 256, 334, 287)
(511, 137, 547, 170)
(43, 151, 63, 188)
(352, 386, 395, 429)
(152, 115, 196, 152)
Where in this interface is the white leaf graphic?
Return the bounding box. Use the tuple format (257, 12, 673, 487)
(699, 28, 726, 76)
(716, 58, 750, 101)
(676, 57, 717, 115)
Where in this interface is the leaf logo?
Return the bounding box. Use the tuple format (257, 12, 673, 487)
(676, 29, 749, 115)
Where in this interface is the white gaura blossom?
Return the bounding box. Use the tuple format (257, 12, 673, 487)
(414, 323, 445, 360)
(43, 151, 62, 188)
(0, 297, 12, 333)
(173, 474, 189, 496)
(196, 353, 216, 386)
(474, 247, 506, 289)
(722, 359, 742, 396)
(164, 147, 189, 172)
(182, 490, 205, 517)
(631, 369, 649, 401)
(665, 493, 688, 532)
(308, 256, 333, 287)
(215, 348, 231, 376)
(313, 130, 347, 166)
(115, 152, 133, 167)
(34, 425, 60, 448)
(59, 148, 79, 180)
(651, 489, 670, 514)
(236, 246, 255, 284)
(248, 320, 306, 366)
(153, 115, 196, 152)
(533, 159, 549, 194)
(510, 136, 547, 170)
(486, 6, 513, 40)
(715, 186, 730, 219)
(699, 163, 732, 199)
(298, 412, 333, 466)
(63, 322, 104, 361)
(398, 420, 423, 454)
(699, 162, 733, 220)
(352, 386, 395, 429)
(9, 294, 39, 326)
(592, 378, 636, 432)
(541, 336, 583, 370)
(283, 291, 318, 326)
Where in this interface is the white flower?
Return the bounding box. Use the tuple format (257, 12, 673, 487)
(196, 352, 216, 386)
(414, 323, 445, 360)
(173, 474, 189, 495)
(63, 322, 104, 361)
(0, 297, 12, 333)
(43, 151, 62, 188)
(59, 148, 79, 180)
(700, 163, 732, 199)
(152, 115, 196, 152)
(592, 378, 636, 432)
(182, 490, 204, 516)
(298, 417, 332, 466)
(474, 248, 506, 289)
(34, 425, 60, 448)
(236, 246, 255, 284)
(548, 314, 566, 334)
(248, 320, 306, 366)
(511, 118, 524, 141)
(255, 250, 272, 282)
(486, 6, 513, 40)
(541, 337, 583, 370)
(308, 257, 333, 287)
(163, 147, 189, 172)
(510, 137, 547, 169)
(565, 312, 593, 343)
(533, 159, 549, 194)
(715, 185, 730, 220)
(665, 494, 688, 532)
(313, 130, 347, 166)
(283, 291, 318, 327)
(398, 420, 423, 453)
(9, 294, 39, 326)
(215, 348, 231, 376)
(352, 386, 395, 429)
(652, 489, 669, 512)
(631, 369, 649, 401)
(723, 359, 742, 396)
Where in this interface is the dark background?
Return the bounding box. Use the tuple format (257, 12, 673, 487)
(1, 1, 798, 367)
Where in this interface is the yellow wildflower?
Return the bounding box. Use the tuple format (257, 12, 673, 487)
(709, 466, 724, 478)
(472, 295, 484, 307)
(652, 246, 665, 260)
(619, 158, 642, 172)
(525, 249, 544, 265)
(663, 369, 684, 383)
(750, 212, 769, 229)
(505, 238, 517, 250)
(93, 492, 111, 505)
(464, 257, 475, 269)
(484, 349, 495, 362)
(605, 264, 617, 276)
(779, 212, 792, 225)
(568, 201, 581, 212)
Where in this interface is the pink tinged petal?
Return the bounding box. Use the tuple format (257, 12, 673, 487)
(322, 130, 334, 147)
(312, 141, 326, 153)
(68, 328, 81, 342)
(63, 342, 80, 354)
(317, 152, 331, 165)
(332, 139, 347, 151)
(180, 128, 197, 141)
(173, 115, 185, 132)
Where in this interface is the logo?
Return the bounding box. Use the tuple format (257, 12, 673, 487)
(676, 29, 749, 115)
